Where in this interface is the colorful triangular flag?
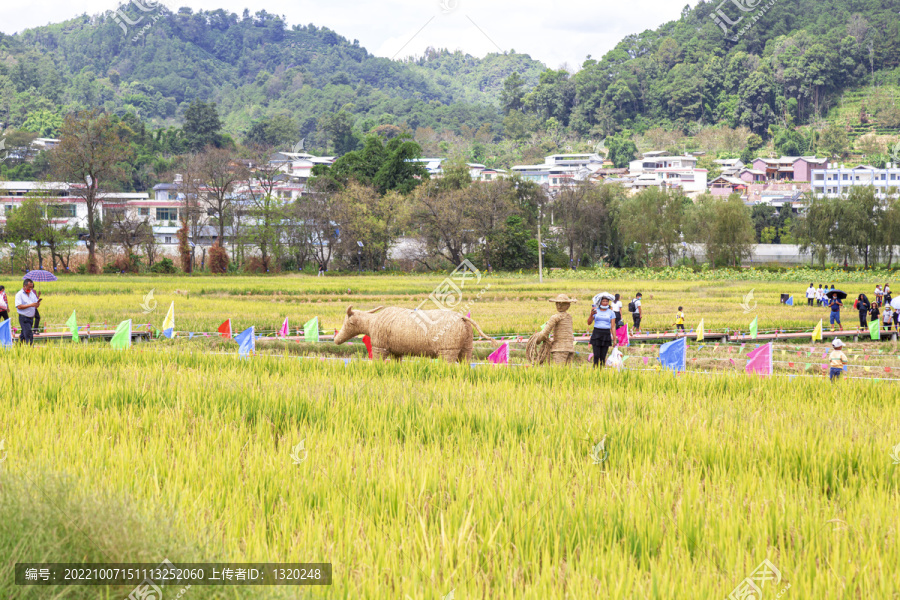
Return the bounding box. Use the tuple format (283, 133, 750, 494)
(162, 301, 175, 339)
(278, 317, 289, 338)
(235, 326, 256, 357)
(303, 317, 319, 343)
(745, 342, 773, 376)
(66, 310, 79, 342)
(659, 336, 687, 373)
(0, 318, 12, 347)
(811, 319, 823, 342)
(749, 316, 758, 340)
(110, 320, 132, 350)
(218, 319, 232, 339)
(488, 342, 509, 365)
(869, 318, 880, 340)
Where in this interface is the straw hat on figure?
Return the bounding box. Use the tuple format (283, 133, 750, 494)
(526, 294, 578, 365)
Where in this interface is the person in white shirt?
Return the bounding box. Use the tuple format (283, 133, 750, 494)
(14, 278, 41, 345)
(612, 293, 623, 328)
(631, 293, 643, 332)
(815, 285, 824, 306)
(805, 283, 815, 307)
(874, 285, 883, 307)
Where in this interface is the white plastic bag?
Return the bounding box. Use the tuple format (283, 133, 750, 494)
(606, 347, 624, 370)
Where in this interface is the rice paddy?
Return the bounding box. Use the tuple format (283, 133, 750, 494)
(1, 273, 899, 599)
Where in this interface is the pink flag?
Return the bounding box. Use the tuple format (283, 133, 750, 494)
(745, 342, 773, 376)
(467, 311, 471, 318)
(643, 356, 649, 365)
(278, 317, 289, 337)
(616, 323, 629, 346)
(488, 342, 509, 365)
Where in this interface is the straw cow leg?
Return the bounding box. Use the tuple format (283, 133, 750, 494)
(373, 347, 393, 362)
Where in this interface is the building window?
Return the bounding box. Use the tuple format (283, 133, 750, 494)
(48, 204, 76, 218)
(156, 208, 178, 221)
(164, 236, 173, 244)
(139, 207, 150, 217)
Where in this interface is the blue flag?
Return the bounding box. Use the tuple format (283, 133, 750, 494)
(235, 326, 256, 358)
(786, 296, 794, 306)
(659, 336, 687, 373)
(0, 319, 12, 347)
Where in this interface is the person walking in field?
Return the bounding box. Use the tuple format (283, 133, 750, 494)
(827, 292, 843, 332)
(587, 294, 617, 368)
(629, 293, 643, 332)
(675, 306, 685, 335)
(612, 293, 623, 329)
(884, 283, 892, 306)
(815, 284, 824, 306)
(828, 339, 848, 381)
(0, 285, 9, 322)
(854, 294, 870, 331)
(15, 278, 41, 345)
(884, 305, 894, 331)
(806, 283, 816, 307)
(874, 285, 883, 308)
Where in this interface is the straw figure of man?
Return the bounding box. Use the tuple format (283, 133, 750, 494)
(526, 294, 577, 365)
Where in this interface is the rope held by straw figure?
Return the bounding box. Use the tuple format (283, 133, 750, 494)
(526, 332, 552, 364)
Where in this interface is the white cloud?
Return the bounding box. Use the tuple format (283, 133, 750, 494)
(0, 0, 686, 69)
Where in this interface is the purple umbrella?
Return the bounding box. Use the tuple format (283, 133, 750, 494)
(23, 269, 58, 282)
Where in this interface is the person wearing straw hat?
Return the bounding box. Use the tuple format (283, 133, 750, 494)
(587, 292, 617, 368)
(828, 338, 848, 381)
(533, 294, 578, 365)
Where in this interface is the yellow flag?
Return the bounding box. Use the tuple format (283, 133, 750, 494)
(695, 319, 704, 342)
(162, 301, 175, 339)
(811, 319, 823, 342)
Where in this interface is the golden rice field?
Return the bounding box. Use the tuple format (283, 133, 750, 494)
(10, 273, 897, 335)
(2, 274, 899, 599)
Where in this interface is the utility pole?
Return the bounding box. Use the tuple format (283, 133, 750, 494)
(537, 205, 543, 283)
(357, 240, 364, 274)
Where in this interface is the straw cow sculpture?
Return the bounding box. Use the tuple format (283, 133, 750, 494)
(334, 305, 498, 363)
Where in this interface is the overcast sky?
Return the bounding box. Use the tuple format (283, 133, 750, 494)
(0, 0, 688, 69)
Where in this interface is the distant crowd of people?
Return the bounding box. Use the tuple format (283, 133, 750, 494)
(804, 283, 896, 333)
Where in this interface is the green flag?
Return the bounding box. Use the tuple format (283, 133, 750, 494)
(66, 310, 79, 342)
(869, 318, 880, 340)
(110, 319, 132, 350)
(749, 316, 758, 340)
(303, 317, 319, 343)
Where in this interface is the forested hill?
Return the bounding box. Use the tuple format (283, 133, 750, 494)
(1, 0, 900, 158)
(525, 0, 900, 138)
(0, 8, 545, 145)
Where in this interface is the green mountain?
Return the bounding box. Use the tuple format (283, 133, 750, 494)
(1, 0, 899, 161)
(0, 7, 545, 148)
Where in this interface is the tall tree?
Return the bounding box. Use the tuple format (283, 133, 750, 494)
(50, 110, 133, 273)
(194, 147, 248, 256)
(183, 101, 223, 152)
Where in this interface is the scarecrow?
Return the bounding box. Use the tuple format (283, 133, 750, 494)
(526, 293, 577, 365)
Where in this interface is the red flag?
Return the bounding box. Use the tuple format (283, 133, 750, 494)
(218, 319, 232, 339)
(363, 335, 373, 359)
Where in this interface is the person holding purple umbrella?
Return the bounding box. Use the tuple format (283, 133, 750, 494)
(15, 278, 41, 345)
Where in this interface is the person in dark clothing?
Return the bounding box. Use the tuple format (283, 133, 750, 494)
(855, 294, 870, 330)
(587, 294, 617, 368)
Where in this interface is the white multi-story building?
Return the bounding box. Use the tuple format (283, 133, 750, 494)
(810, 163, 900, 198)
(627, 152, 707, 194)
(0, 181, 149, 232)
(510, 153, 605, 189)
